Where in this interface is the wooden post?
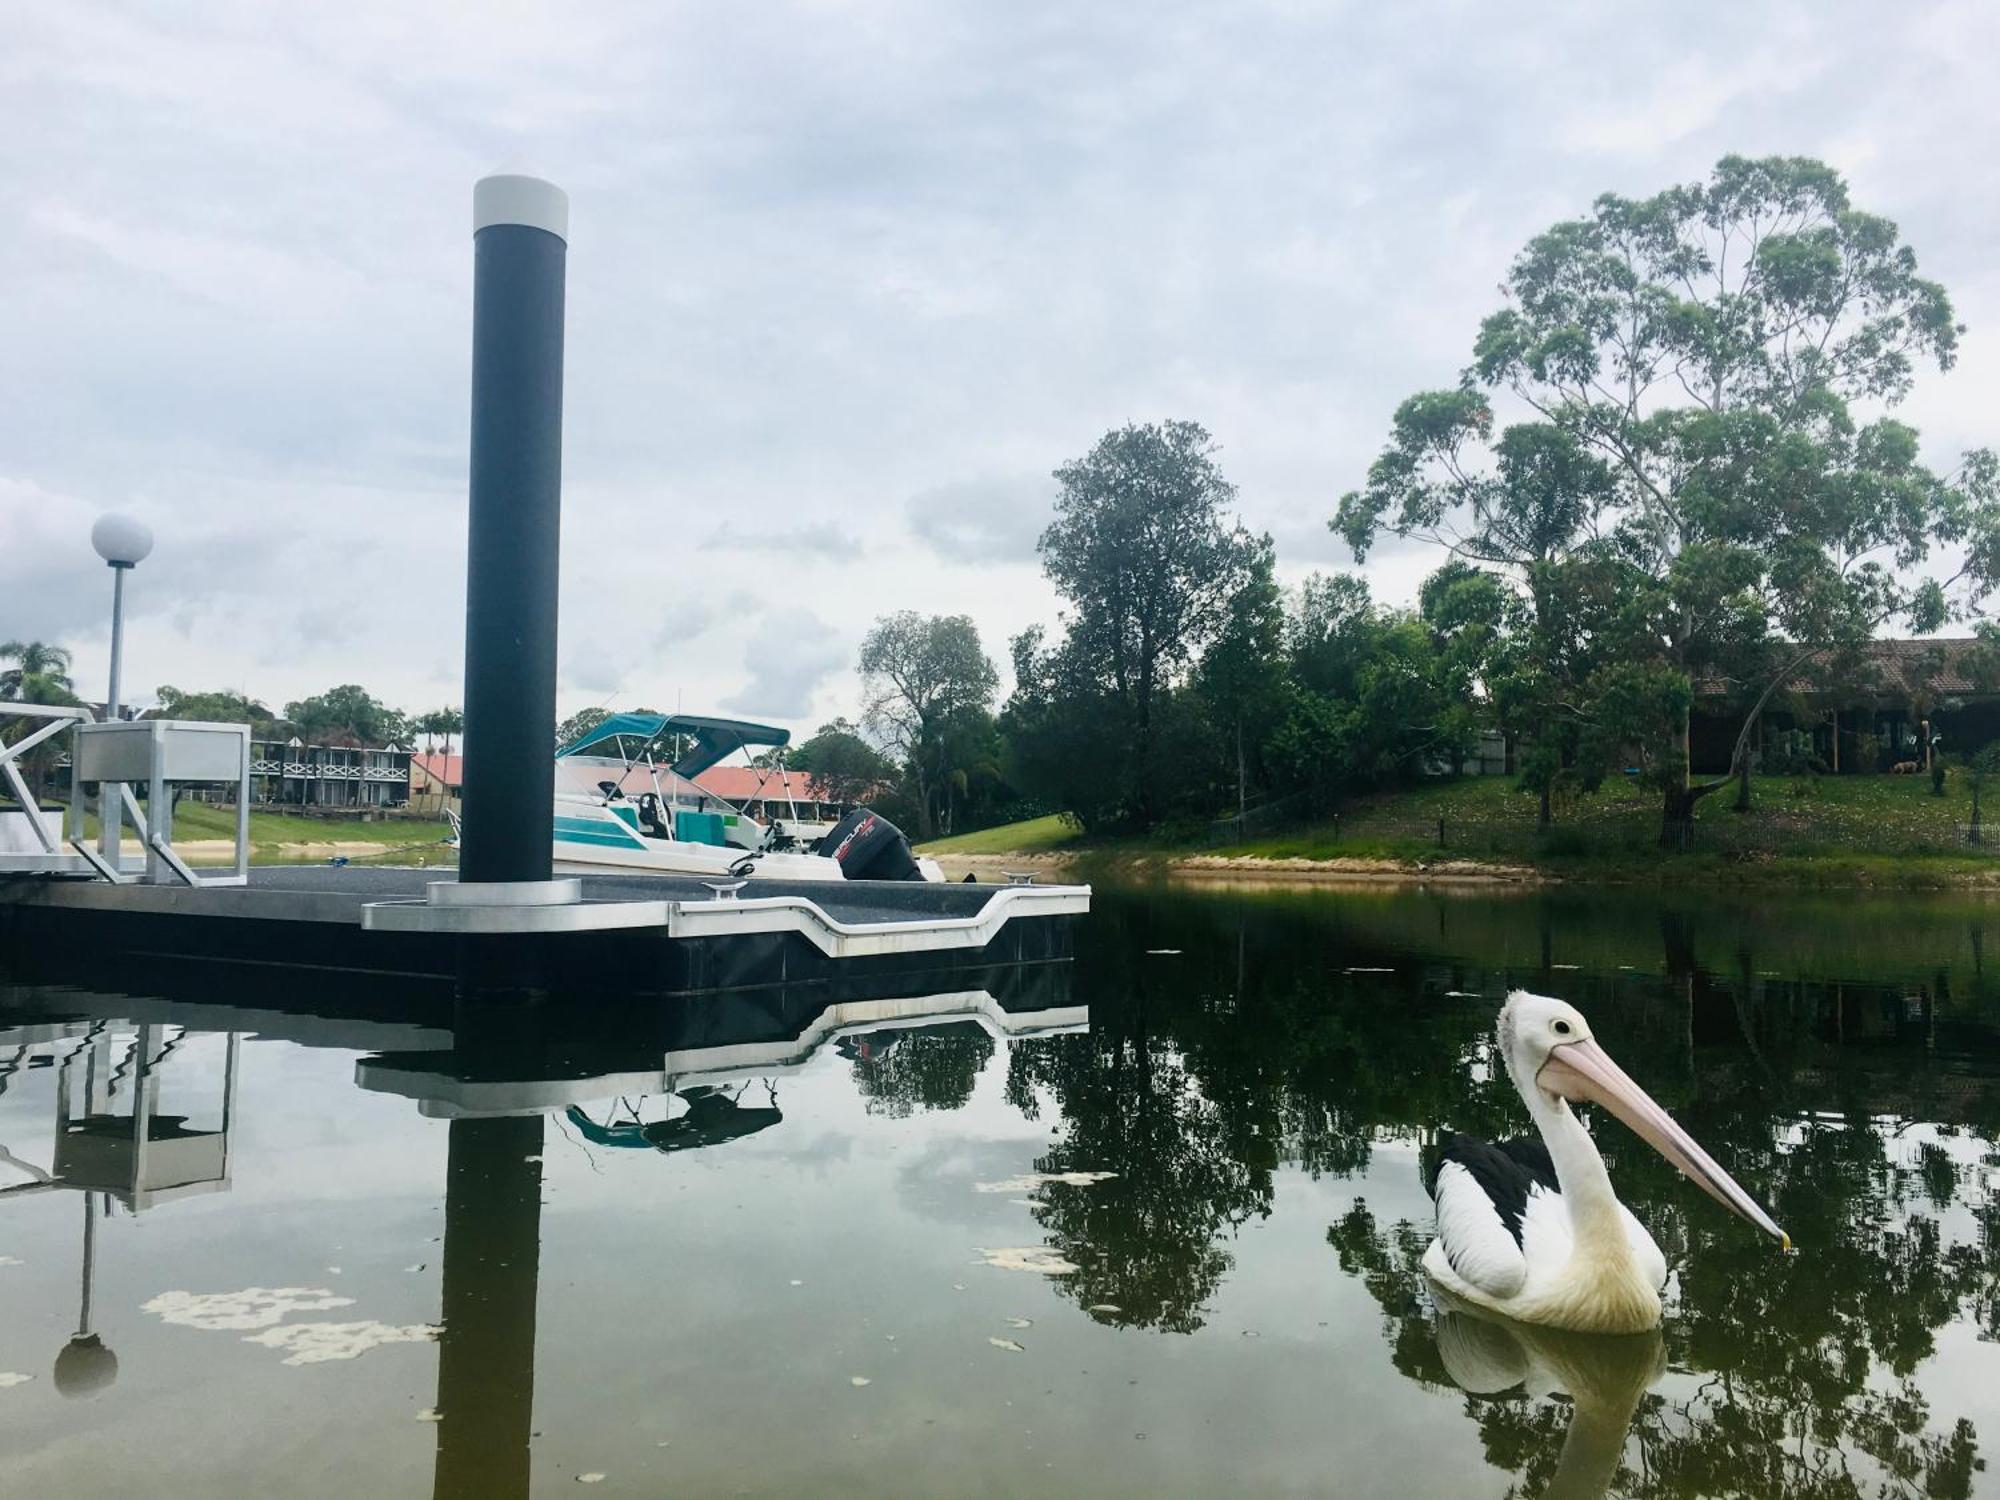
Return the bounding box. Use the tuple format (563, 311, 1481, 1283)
(1830, 709, 1840, 773)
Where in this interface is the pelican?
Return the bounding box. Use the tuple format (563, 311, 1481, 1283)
(1423, 991, 1787, 1333)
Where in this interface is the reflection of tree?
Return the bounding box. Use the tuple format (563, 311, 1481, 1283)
(1012, 1024, 1268, 1333)
(1025, 885, 2000, 1491)
(844, 1022, 993, 1118)
(1327, 1110, 1997, 1500)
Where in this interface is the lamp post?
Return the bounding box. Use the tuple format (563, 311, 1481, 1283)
(91, 514, 153, 868)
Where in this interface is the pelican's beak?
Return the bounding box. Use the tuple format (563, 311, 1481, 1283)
(1540, 1038, 1789, 1250)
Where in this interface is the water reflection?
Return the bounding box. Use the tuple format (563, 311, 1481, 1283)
(0, 1016, 240, 1403)
(1091, 886, 2000, 1498)
(1430, 1289, 1665, 1500)
(2, 886, 1999, 1496)
(1, 971, 1084, 1497)
(433, 1114, 541, 1500)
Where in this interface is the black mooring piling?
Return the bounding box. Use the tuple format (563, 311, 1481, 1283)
(459, 174, 568, 887)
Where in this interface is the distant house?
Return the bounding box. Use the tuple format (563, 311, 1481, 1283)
(690, 765, 860, 825)
(1422, 729, 1511, 778)
(410, 751, 463, 809)
(248, 737, 411, 808)
(59, 729, 411, 809)
(1691, 638, 2000, 774)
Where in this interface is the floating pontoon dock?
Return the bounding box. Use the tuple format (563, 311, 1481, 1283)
(1, 172, 1089, 1006)
(0, 865, 1087, 996)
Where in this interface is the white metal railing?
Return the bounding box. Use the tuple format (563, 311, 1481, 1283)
(0, 703, 92, 872)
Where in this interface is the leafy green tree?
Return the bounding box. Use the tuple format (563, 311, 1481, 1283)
(1339, 417, 1620, 826)
(1267, 573, 1481, 799)
(152, 686, 274, 725)
(858, 612, 999, 838)
(553, 706, 610, 752)
(1195, 537, 1289, 822)
(1033, 420, 1260, 826)
(1343, 156, 2000, 846)
(283, 685, 408, 747)
(788, 717, 896, 807)
(1961, 744, 2000, 846)
(1001, 624, 1135, 831)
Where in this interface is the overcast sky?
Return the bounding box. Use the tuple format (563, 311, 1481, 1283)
(4, 1, 1998, 736)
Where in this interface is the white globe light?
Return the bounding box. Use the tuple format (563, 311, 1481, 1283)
(91, 513, 153, 567)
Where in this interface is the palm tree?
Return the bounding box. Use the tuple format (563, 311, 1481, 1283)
(411, 708, 462, 812)
(431, 706, 463, 758)
(0, 640, 76, 703)
(1, 640, 81, 802)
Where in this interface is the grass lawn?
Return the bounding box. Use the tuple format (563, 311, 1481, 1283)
(919, 813, 1084, 856)
(926, 773, 2000, 885)
(51, 800, 456, 858)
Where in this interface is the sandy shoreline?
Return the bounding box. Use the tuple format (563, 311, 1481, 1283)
(930, 850, 1543, 886)
(99, 837, 453, 866)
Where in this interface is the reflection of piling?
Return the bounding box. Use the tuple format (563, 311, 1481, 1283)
(459, 175, 568, 888)
(432, 1115, 544, 1500)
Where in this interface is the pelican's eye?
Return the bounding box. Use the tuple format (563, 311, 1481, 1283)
(1552, 1019, 1572, 1037)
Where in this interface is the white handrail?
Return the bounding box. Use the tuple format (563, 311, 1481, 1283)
(0, 703, 91, 858)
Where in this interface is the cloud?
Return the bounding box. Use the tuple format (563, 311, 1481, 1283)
(2, 1, 1997, 728)
(906, 476, 1052, 564)
(700, 523, 862, 562)
(720, 608, 848, 721)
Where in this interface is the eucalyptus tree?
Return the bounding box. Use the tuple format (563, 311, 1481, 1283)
(283, 684, 409, 747)
(153, 686, 274, 724)
(1195, 537, 1288, 820)
(1036, 420, 1259, 825)
(858, 611, 998, 838)
(787, 718, 896, 807)
(552, 705, 610, 753)
(1339, 415, 1619, 825)
(1338, 156, 2000, 845)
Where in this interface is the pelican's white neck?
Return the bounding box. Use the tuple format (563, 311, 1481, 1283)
(1521, 1070, 1629, 1253)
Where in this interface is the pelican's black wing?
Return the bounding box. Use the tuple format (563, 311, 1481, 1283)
(1424, 1133, 1559, 1251)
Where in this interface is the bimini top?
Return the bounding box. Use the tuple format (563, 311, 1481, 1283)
(557, 712, 793, 779)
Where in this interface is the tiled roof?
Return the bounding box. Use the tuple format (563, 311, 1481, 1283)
(568, 761, 856, 805)
(692, 765, 842, 803)
(410, 752, 464, 787)
(1696, 638, 2000, 700)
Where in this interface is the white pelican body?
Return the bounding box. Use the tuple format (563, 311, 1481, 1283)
(1423, 992, 1787, 1334)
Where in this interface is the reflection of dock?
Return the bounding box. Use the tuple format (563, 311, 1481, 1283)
(358, 988, 1087, 1117)
(0, 1020, 237, 1211)
(0, 1018, 240, 1403)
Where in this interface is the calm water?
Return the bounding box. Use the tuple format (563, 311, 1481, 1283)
(3, 881, 1999, 1498)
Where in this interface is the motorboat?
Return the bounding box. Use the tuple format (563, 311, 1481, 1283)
(545, 712, 942, 883)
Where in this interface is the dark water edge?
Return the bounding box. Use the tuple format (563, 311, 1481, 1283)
(1, 879, 1997, 1498)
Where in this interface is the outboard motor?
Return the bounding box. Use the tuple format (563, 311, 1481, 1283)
(820, 807, 923, 882)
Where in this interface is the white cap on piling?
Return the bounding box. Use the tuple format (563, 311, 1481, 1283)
(473, 174, 569, 242)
